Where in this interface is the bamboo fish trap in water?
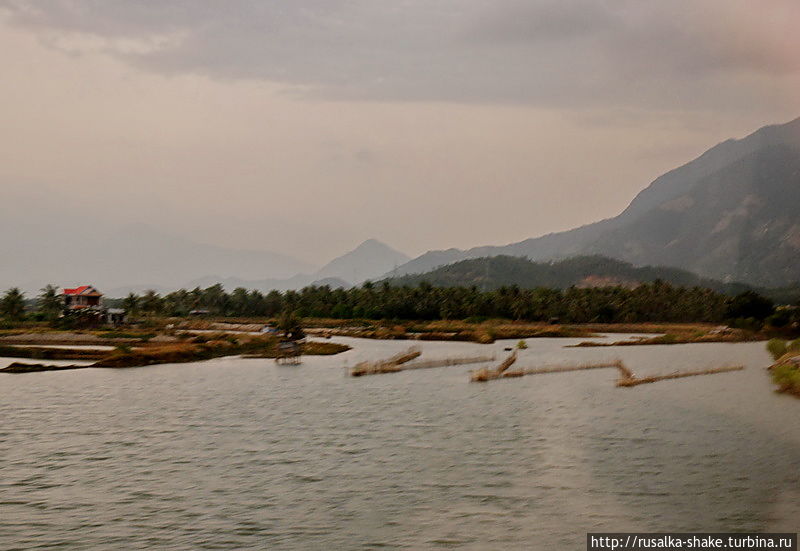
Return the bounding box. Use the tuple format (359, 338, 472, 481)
(469, 350, 518, 382)
(350, 347, 495, 377)
(615, 365, 743, 386)
(471, 356, 743, 387)
(350, 346, 422, 376)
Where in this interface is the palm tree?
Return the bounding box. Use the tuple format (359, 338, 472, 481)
(0, 288, 26, 321)
(122, 293, 140, 316)
(37, 284, 63, 320)
(139, 290, 163, 315)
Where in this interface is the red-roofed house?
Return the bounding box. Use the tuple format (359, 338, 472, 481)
(62, 285, 103, 310)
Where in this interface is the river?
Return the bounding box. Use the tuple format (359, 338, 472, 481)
(1, 336, 798, 549)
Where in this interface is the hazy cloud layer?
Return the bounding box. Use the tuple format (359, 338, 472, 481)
(3, 0, 800, 107)
(0, 1, 799, 286)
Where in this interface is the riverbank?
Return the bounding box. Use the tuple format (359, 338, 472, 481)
(1, 336, 350, 372)
(2, 321, 766, 349)
(305, 320, 770, 346)
(769, 345, 800, 398)
(305, 321, 623, 343)
(570, 327, 762, 347)
(0, 344, 108, 361)
(0, 320, 769, 374)
(0, 329, 163, 346)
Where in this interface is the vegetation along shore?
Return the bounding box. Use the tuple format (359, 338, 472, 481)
(1, 280, 797, 379)
(767, 338, 800, 398)
(0, 331, 349, 373)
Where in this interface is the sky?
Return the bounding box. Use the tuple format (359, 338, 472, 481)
(1, 0, 799, 265)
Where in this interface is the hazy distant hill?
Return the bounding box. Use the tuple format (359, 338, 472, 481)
(157, 274, 350, 295)
(314, 239, 410, 285)
(106, 240, 403, 296)
(176, 239, 406, 294)
(389, 117, 800, 287)
(1, 222, 314, 294)
(388, 255, 752, 294)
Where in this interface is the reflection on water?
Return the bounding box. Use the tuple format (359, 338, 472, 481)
(1, 336, 798, 549)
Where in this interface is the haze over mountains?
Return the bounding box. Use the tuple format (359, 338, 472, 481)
(0, 214, 409, 295)
(1, 200, 413, 294)
(105, 239, 409, 296)
(4, 117, 799, 295)
(387, 117, 800, 288)
(159, 239, 409, 297)
(0, 222, 314, 295)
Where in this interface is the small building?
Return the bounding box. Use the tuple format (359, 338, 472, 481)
(62, 285, 103, 310)
(106, 308, 127, 326)
(61, 285, 125, 326)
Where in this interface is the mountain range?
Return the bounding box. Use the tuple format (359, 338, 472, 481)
(388, 255, 753, 295)
(1, 212, 409, 295)
(386, 117, 800, 288)
(5, 117, 799, 296)
(136, 239, 409, 297)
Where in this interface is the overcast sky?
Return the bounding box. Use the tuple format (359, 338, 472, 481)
(1, 0, 799, 264)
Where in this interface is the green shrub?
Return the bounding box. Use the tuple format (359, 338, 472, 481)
(772, 362, 800, 394)
(767, 338, 788, 361)
(766, 310, 791, 328)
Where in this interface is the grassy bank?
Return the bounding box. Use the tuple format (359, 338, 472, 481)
(0, 330, 159, 346)
(571, 328, 762, 347)
(1, 318, 767, 346)
(767, 339, 800, 397)
(0, 344, 108, 361)
(93, 335, 350, 368)
(308, 320, 599, 343)
(1, 335, 350, 372)
(307, 320, 769, 345)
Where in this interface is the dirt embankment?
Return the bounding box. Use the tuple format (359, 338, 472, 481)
(570, 328, 761, 347)
(309, 322, 598, 344)
(1, 336, 350, 373)
(0, 345, 107, 361)
(0, 331, 174, 346)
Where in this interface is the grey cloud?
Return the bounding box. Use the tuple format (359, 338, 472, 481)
(461, 0, 621, 44)
(2, 0, 798, 107)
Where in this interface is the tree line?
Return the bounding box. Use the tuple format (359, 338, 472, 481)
(100, 282, 785, 325)
(1, 281, 793, 326)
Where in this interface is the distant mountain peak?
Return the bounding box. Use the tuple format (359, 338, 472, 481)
(387, 116, 800, 287)
(315, 239, 410, 285)
(356, 238, 391, 249)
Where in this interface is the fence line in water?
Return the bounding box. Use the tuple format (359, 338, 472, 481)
(471, 357, 743, 387)
(350, 347, 422, 376)
(402, 355, 496, 371)
(350, 346, 499, 377)
(616, 365, 743, 386)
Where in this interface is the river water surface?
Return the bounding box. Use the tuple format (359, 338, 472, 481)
(1, 336, 798, 549)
